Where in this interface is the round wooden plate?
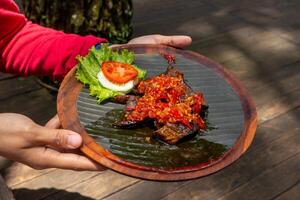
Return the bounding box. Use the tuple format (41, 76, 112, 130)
(57, 44, 257, 181)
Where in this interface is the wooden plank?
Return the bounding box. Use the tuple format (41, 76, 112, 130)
(207, 55, 300, 124)
(231, 1, 300, 21)
(0, 175, 15, 200)
(99, 108, 300, 200)
(202, 0, 300, 46)
(221, 58, 300, 90)
(191, 26, 262, 49)
(0, 77, 41, 101)
(133, 12, 245, 42)
(132, 0, 208, 25)
(202, 0, 300, 10)
(229, 8, 283, 27)
(201, 0, 249, 8)
(257, 88, 300, 123)
(104, 180, 190, 200)
(251, 108, 300, 148)
(246, 41, 300, 69)
(192, 26, 300, 66)
(4, 163, 55, 187)
(0, 89, 56, 125)
(132, 0, 245, 41)
(220, 59, 300, 115)
(217, 153, 300, 200)
(249, 67, 300, 122)
(0, 72, 16, 81)
(11, 169, 101, 200)
(42, 171, 140, 200)
(220, 58, 300, 123)
(274, 182, 300, 200)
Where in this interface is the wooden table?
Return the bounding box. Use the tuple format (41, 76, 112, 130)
(1, 0, 300, 199)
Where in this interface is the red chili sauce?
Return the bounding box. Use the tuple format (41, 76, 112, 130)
(126, 74, 206, 129)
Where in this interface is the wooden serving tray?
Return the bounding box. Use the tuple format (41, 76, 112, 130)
(57, 44, 257, 181)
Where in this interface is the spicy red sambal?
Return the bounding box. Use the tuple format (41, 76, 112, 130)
(126, 73, 206, 130)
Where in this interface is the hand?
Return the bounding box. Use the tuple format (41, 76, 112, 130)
(127, 34, 192, 48)
(0, 113, 105, 171)
(110, 34, 192, 49)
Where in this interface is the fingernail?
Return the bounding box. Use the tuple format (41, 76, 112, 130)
(67, 134, 81, 148)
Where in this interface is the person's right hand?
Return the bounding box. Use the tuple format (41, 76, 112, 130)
(127, 34, 192, 48)
(0, 113, 106, 171)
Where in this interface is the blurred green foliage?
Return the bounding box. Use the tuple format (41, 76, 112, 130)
(23, 0, 133, 44)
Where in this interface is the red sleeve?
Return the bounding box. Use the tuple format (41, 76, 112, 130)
(0, 0, 107, 80)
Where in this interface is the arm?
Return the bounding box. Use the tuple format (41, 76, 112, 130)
(0, 0, 107, 80)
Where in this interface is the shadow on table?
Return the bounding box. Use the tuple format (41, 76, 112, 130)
(13, 188, 94, 200)
(133, 0, 300, 123)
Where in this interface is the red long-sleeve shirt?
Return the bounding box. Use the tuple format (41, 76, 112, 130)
(0, 0, 107, 79)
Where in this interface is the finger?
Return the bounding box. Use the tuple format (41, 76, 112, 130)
(47, 145, 82, 154)
(23, 147, 106, 171)
(32, 126, 82, 150)
(108, 44, 121, 48)
(45, 114, 61, 129)
(156, 35, 192, 48)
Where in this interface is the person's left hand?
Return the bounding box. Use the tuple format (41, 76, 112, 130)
(110, 34, 192, 49)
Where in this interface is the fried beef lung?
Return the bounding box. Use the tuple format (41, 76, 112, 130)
(114, 66, 208, 144)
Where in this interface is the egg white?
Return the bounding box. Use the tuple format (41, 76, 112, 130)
(97, 70, 134, 92)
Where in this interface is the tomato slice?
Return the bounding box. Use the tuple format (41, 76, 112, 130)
(101, 61, 138, 84)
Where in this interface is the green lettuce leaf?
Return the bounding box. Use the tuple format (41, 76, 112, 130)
(76, 44, 146, 103)
(134, 65, 147, 79)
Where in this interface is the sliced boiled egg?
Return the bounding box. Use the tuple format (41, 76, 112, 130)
(97, 70, 134, 92)
(97, 61, 139, 92)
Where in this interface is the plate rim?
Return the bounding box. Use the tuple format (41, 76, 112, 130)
(57, 44, 257, 181)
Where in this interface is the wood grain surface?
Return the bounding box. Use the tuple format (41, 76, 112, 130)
(3, 0, 300, 198)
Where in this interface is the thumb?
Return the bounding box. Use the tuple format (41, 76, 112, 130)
(32, 126, 83, 149)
